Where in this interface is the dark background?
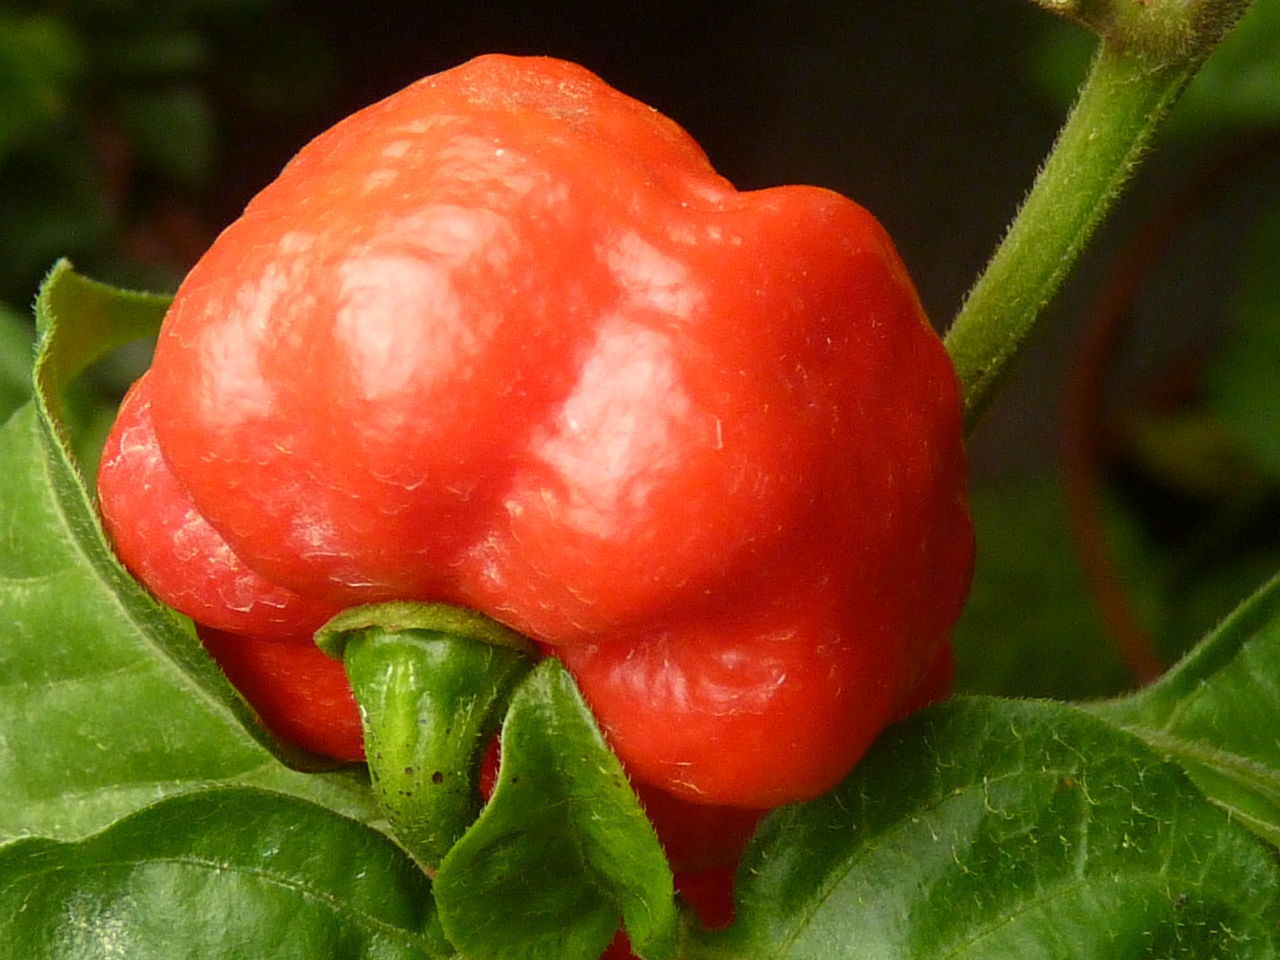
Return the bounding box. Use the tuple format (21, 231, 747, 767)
(224, 1, 1061, 352)
(4, 0, 1071, 467)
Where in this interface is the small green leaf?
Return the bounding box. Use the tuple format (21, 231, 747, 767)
(1120, 407, 1263, 500)
(0, 787, 452, 959)
(1090, 571, 1280, 847)
(435, 659, 678, 960)
(0, 262, 378, 843)
(705, 698, 1280, 959)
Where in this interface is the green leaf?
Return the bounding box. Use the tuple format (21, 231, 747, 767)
(1089, 571, 1280, 848)
(1120, 407, 1263, 501)
(0, 787, 452, 959)
(704, 697, 1280, 960)
(0, 262, 378, 843)
(434, 659, 678, 960)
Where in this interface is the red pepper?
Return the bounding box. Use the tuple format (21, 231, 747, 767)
(97, 54, 972, 810)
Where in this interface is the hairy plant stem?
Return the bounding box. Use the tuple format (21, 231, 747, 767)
(944, 39, 1197, 430)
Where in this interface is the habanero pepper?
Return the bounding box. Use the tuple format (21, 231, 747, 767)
(96, 53, 973, 812)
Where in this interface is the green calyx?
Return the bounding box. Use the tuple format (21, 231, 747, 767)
(316, 602, 536, 872)
(1033, 0, 1253, 67)
(316, 601, 537, 660)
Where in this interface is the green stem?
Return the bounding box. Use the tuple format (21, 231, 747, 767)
(944, 40, 1194, 430)
(317, 602, 536, 872)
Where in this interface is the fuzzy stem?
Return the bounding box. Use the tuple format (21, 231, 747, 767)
(317, 602, 535, 872)
(944, 40, 1196, 429)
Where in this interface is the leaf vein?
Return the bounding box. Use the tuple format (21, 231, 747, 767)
(4, 852, 436, 950)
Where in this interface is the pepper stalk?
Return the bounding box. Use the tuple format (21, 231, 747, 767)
(316, 602, 536, 872)
(944, 0, 1256, 430)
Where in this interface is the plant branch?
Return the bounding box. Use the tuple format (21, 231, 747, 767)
(944, 41, 1194, 429)
(944, 0, 1255, 431)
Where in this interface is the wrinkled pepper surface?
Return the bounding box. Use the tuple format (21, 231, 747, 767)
(97, 54, 973, 810)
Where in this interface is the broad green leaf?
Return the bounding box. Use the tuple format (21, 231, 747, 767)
(0, 787, 451, 959)
(703, 697, 1280, 960)
(435, 659, 678, 960)
(1089, 571, 1280, 847)
(0, 262, 378, 843)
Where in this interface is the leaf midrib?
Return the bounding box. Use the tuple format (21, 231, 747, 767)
(773, 763, 1059, 956)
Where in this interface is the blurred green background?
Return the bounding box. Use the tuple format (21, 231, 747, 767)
(2, 0, 1277, 702)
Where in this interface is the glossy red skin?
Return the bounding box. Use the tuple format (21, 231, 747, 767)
(98, 383, 343, 641)
(199, 627, 364, 760)
(96, 54, 972, 809)
(99, 386, 362, 759)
